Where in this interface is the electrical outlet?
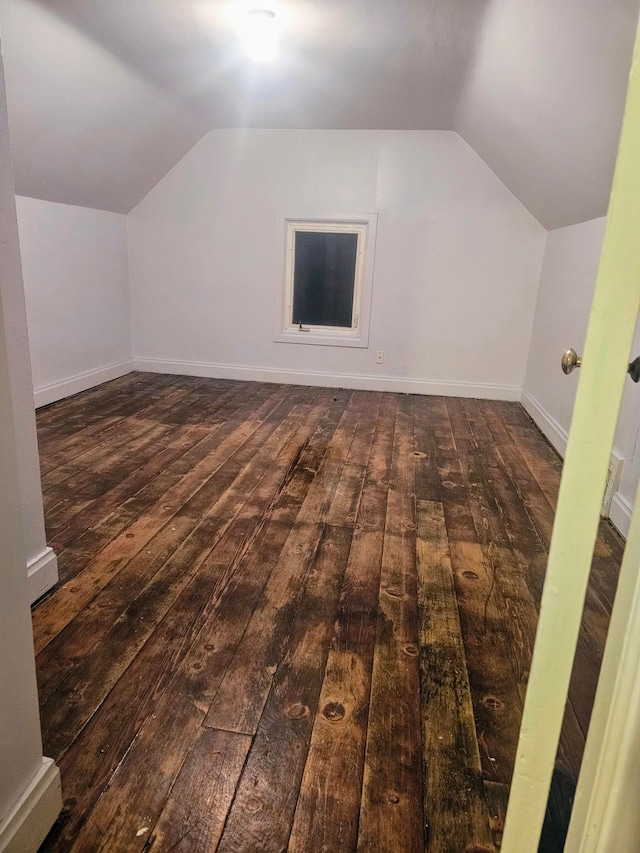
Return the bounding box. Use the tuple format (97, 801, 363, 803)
(375, 350, 384, 364)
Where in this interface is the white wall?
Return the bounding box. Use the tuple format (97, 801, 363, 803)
(522, 216, 640, 537)
(522, 218, 606, 441)
(16, 196, 131, 407)
(0, 145, 57, 600)
(0, 37, 61, 852)
(128, 129, 546, 399)
(613, 321, 640, 535)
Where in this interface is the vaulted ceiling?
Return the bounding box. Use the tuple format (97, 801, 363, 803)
(0, 0, 638, 228)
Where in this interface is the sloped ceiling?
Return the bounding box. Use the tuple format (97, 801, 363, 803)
(0, 0, 638, 225)
(456, 0, 640, 229)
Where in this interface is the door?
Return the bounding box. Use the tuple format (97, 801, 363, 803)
(501, 17, 640, 852)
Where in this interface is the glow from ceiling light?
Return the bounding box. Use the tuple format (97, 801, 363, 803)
(239, 8, 280, 62)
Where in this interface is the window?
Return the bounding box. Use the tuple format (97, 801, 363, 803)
(293, 230, 358, 329)
(275, 214, 377, 348)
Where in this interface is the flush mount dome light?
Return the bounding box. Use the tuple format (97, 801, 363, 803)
(240, 8, 279, 62)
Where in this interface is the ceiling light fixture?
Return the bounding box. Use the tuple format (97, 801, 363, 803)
(239, 8, 279, 62)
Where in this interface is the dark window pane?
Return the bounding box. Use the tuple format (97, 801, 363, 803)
(292, 231, 357, 328)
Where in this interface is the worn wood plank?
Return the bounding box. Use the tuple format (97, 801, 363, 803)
(484, 781, 509, 850)
(36, 371, 142, 421)
(32, 385, 296, 651)
(43, 519, 290, 851)
(39, 378, 202, 477)
(204, 391, 375, 735)
(487, 401, 621, 634)
(321, 391, 378, 527)
(36, 374, 181, 457)
(475, 401, 606, 762)
(41, 386, 191, 491)
(40, 411, 335, 851)
(432, 400, 524, 785)
(143, 728, 252, 853)
(200, 513, 326, 736)
(35, 372, 170, 437)
(454, 402, 554, 688)
(488, 400, 622, 614)
(357, 396, 424, 853)
(413, 395, 442, 502)
(488, 402, 623, 613)
(429, 396, 469, 504)
(417, 500, 494, 853)
(42, 381, 269, 562)
(36, 390, 323, 706)
(41, 378, 238, 500)
(325, 461, 367, 527)
(40, 391, 330, 754)
(442, 497, 524, 785)
(66, 521, 342, 848)
(46, 380, 272, 555)
(44, 423, 208, 567)
(215, 524, 354, 852)
(288, 393, 397, 853)
(454, 399, 589, 785)
(43, 423, 176, 533)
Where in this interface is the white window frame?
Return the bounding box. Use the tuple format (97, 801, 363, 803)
(274, 213, 378, 348)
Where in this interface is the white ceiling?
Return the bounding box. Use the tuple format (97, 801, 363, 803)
(456, 0, 640, 229)
(0, 0, 638, 226)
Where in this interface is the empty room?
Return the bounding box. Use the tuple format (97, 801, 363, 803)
(1, 1, 640, 851)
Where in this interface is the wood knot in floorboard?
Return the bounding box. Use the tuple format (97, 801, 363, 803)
(322, 702, 345, 722)
(285, 702, 309, 719)
(384, 586, 404, 599)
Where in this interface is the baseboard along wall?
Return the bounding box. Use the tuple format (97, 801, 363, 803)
(520, 388, 631, 539)
(27, 547, 58, 605)
(34, 360, 134, 408)
(0, 758, 62, 853)
(132, 356, 523, 401)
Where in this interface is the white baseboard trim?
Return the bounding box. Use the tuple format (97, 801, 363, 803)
(27, 547, 58, 604)
(610, 492, 633, 540)
(133, 357, 522, 401)
(27, 548, 58, 604)
(0, 757, 62, 853)
(34, 359, 134, 408)
(521, 387, 632, 540)
(520, 387, 569, 457)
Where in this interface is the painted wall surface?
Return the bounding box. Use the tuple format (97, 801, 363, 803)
(614, 321, 640, 530)
(0, 251, 46, 844)
(0, 87, 56, 600)
(0, 37, 59, 846)
(16, 196, 131, 406)
(523, 218, 606, 435)
(523, 216, 640, 535)
(128, 129, 547, 398)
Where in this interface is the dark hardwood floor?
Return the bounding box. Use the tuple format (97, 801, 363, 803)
(32, 373, 624, 852)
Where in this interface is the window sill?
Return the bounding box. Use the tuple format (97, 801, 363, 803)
(274, 328, 368, 348)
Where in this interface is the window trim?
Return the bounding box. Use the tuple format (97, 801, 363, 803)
(274, 212, 378, 349)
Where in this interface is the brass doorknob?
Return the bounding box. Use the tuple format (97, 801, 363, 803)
(561, 348, 582, 375)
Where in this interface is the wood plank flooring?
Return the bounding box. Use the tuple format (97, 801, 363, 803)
(33, 373, 625, 852)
